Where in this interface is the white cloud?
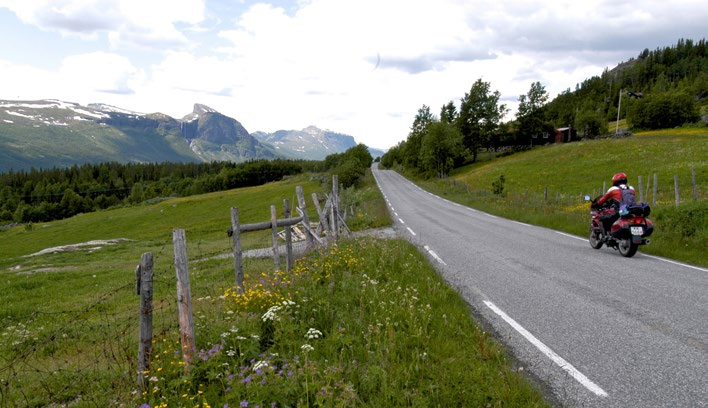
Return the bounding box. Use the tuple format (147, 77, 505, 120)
(0, 0, 706, 149)
(59, 52, 144, 95)
(0, 0, 205, 48)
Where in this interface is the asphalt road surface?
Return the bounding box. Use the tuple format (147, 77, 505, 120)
(372, 166, 707, 408)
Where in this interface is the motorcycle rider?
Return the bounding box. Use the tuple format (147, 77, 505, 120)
(595, 172, 636, 235)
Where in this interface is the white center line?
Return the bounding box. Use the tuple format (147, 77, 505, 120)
(484, 300, 608, 398)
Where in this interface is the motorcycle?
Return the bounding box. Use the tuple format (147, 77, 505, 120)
(584, 195, 654, 257)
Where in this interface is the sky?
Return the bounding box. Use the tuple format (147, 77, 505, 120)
(0, 1, 706, 150)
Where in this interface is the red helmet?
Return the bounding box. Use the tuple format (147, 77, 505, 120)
(612, 172, 628, 186)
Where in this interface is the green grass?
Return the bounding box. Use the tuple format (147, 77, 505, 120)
(0, 172, 547, 406)
(414, 128, 707, 266)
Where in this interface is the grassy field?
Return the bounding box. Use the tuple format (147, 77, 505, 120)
(413, 128, 707, 266)
(0, 172, 548, 406)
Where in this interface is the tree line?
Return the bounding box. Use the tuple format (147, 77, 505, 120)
(0, 143, 373, 225)
(381, 38, 706, 178)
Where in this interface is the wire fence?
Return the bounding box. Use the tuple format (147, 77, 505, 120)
(445, 168, 705, 208)
(0, 244, 241, 407)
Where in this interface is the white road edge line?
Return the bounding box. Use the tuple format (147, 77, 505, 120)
(423, 245, 447, 265)
(483, 300, 609, 398)
(639, 254, 707, 272)
(406, 227, 417, 236)
(398, 218, 405, 224)
(555, 231, 586, 241)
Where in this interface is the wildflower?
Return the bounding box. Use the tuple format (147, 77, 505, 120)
(305, 328, 322, 340)
(240, 400, 249, 407)
(261, 305, 282, 322)
(301, 344, 314, 353)
(253, 360, 269, 372)
(149, 376, 159, 382)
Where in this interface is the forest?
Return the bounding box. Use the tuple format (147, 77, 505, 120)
(0, 144, 373, 225)
(381, 38, 706, 178)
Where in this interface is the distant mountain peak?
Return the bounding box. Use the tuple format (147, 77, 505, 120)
(193, 103, 218, 115)
(182, 103, 219, 122)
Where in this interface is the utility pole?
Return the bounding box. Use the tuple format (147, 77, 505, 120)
(615, 89, 622, 135)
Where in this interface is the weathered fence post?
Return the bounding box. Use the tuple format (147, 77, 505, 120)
(653, 173, 658, 207)
(312, 192, 328, 235)
(284, 199, 293, 272)
(674, 174, 680, 206)
(332, 175, 339, 240)
(136, 252, 153, 389)
(271, 205, 280, 271)
(692, 168, 697, 201)
(173, 229, 195, 370)
(230, 207, 243, 293)
(296, 186, 313, 247)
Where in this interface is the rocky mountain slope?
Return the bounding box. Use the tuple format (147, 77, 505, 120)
(0, 100, 366, 172)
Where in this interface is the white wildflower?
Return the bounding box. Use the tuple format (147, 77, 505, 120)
(261, 305, 282, 322)
(305, 328, 322, 340)
(253, 360, 269, 372)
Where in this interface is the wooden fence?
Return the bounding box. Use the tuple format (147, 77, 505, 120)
(135, 177, 350, 387)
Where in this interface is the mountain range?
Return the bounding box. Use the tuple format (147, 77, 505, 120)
(0, 100, 382, 173)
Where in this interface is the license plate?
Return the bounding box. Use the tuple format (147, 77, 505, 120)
(630, 226, 643, 235)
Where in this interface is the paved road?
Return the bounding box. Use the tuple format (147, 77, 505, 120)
(372, 166, 708, 408)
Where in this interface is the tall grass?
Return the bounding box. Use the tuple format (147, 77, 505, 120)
(133, 239, 547, 407)
(416, 129, 707, 266)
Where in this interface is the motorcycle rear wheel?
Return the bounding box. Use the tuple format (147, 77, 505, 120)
(589, 229, 603, 249)
(617, 238, 638, 257)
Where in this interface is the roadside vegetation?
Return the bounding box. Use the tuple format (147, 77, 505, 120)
(0, 169, 548, 406)
(406, 128, 706, 267)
